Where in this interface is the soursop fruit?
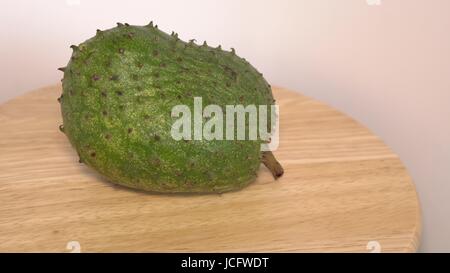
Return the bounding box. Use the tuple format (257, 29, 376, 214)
(58, 22, 283, 193)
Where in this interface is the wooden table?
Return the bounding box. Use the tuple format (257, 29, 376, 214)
(0, 85, 421, 252)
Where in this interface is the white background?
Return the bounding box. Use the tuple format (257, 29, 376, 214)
(1, 0, 449, 252)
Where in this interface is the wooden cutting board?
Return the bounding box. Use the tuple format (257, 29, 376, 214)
(0, 85, 421, 252)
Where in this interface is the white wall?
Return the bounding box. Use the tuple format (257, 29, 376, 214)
(1, 0, 449, 252)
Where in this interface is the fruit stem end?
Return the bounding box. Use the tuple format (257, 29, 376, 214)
(262, 151, 284, 179)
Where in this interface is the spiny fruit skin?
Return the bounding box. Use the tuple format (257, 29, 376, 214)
(59, 22, 280, 193)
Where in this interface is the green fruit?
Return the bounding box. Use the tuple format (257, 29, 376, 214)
(59, 22, 283, 193)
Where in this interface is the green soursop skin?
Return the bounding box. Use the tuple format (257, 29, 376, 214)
(59, 22, 282, 193)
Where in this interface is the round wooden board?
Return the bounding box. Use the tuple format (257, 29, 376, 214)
(0, 85, 421, 252)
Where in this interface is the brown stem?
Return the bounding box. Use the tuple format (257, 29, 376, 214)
(262, 151, 284, 179)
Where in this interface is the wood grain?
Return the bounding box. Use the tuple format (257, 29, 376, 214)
(0, 85, 421, 252)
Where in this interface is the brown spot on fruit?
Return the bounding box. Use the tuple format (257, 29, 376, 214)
(110, 75, 119, 81)
(184, 180, 193, 187)
(150, 157, 161, 166)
